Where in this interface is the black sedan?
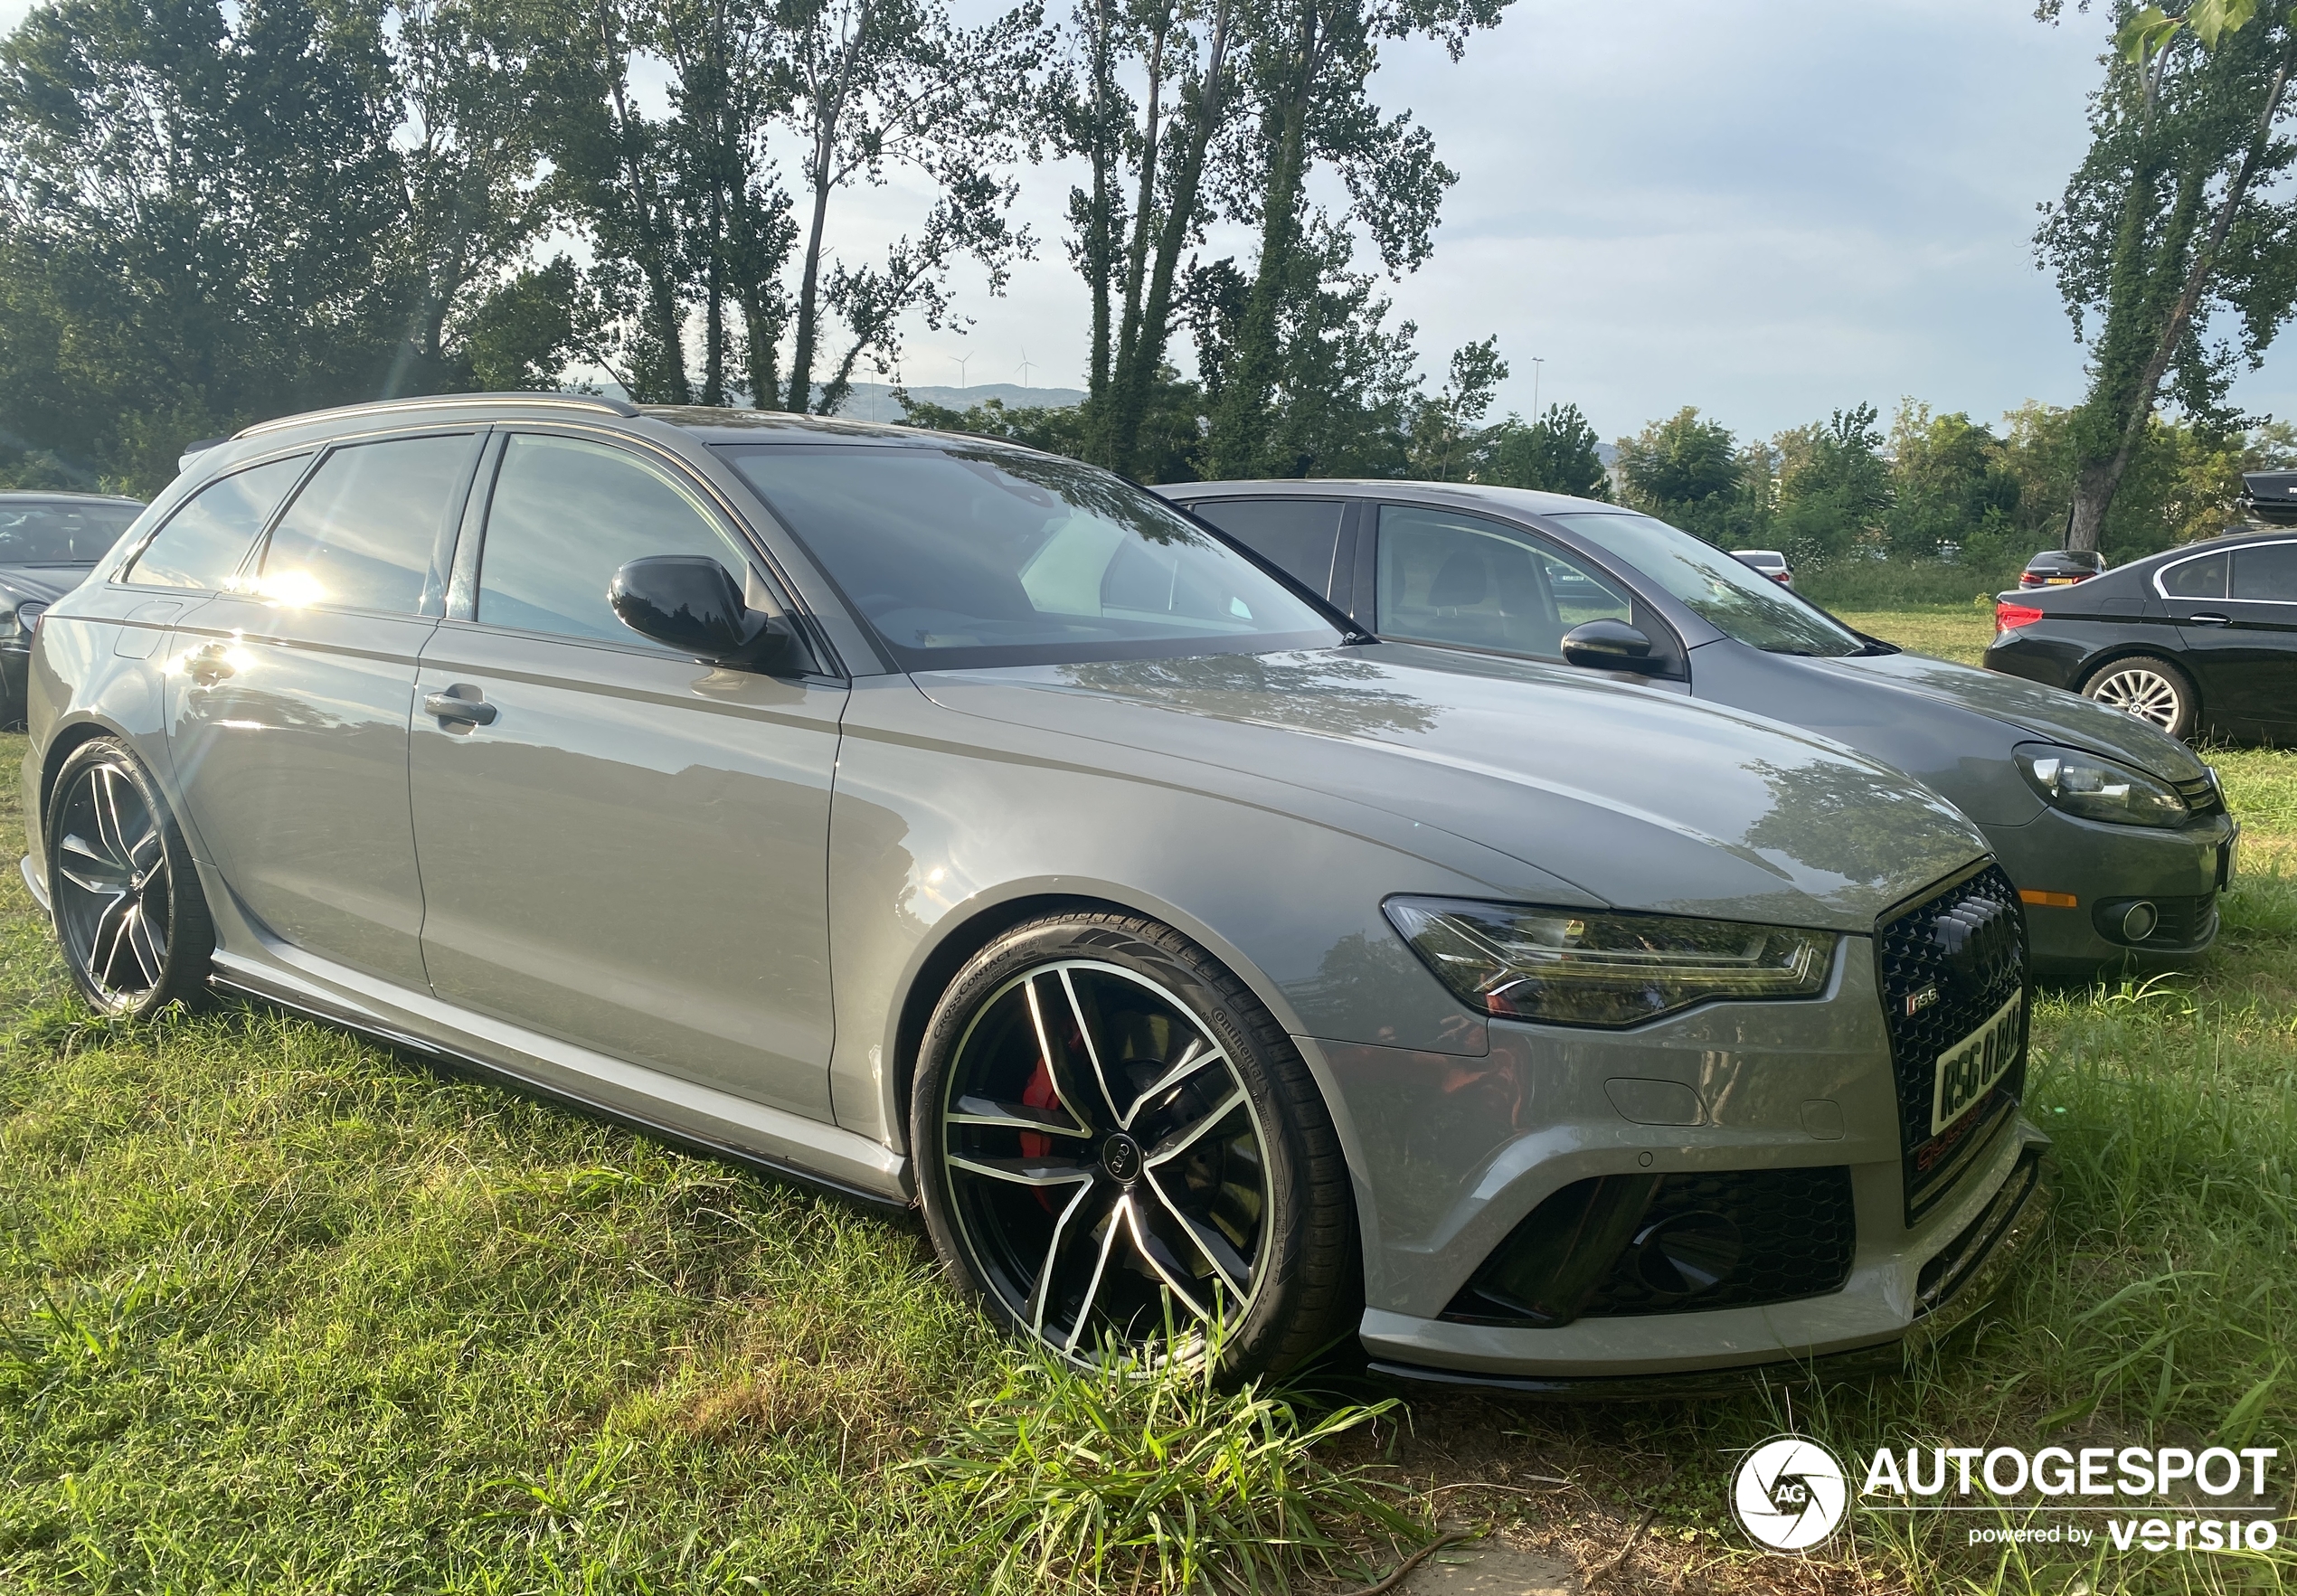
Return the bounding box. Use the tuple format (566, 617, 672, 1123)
(1986, 528, 2297, 742)
(0, 491, 146, 727)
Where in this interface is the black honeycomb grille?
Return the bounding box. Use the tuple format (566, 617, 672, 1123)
(1580, 1166, 1856, 1318)
(1876, 864, 2029, 1224)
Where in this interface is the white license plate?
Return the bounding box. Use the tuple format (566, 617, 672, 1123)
(1931, 993, 2023, 1136)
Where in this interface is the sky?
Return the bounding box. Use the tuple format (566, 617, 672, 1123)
(857, 0, 2292, 446)
(7, 0, 2289, 444)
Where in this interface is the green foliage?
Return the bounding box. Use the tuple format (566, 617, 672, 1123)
(1771, 401, 1894, 565)
(1464, 402, 1612, 498)
(1613, 406, 1760, 543)
(2043, 0, 2297, 547)
(922, 1331, 1419, 1593)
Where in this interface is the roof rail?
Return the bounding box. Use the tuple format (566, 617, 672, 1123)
(232, 391, 640, 440)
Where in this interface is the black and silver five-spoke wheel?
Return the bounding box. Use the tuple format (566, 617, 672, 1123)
(915, 914, 1353, 1377)
(47, 738, 214, 1016)
(2082, 655, 2198, 740)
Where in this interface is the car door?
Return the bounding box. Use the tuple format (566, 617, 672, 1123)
(1369, 503, 1681, 676)
(407, 428, 846, 1120)
(2223, 540, 2297, 727)
(2158, 543, 2297, 728)
(165, 430, 477, 988)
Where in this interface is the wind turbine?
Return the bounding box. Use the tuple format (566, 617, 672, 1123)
(954, 352, 971, 392)
(1016, 346, 1035, 390)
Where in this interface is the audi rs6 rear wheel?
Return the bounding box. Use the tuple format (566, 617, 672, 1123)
(2082, 655, 2198, 740)
(46, 738, 215, 1017)
(912, 912, 1355, 1378)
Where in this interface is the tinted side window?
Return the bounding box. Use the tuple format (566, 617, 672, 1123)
(1186, 499, 1343, 596)
(2161, 552, 2228, 600)
(478, 434, 754, 645)
(124, 457, 309, 590)
(258, 435, 473, 614)
(2232, 543, 2297, 601)
(1376, 505, 1629, 658)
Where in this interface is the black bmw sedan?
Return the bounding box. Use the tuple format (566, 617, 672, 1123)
(1985, 528, 2297, 742)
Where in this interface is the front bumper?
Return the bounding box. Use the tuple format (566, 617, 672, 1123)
(1300, 920, 2051, 1383)
(1353, 1119, 2049, 1384)
(1980, 806, 2235, 973)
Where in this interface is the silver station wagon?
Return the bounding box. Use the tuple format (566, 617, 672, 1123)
(21, 395, 2048, 1387)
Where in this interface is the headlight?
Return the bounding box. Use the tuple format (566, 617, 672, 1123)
(1383, 897, 1837, 1027)
(2013, 744, 2188, 827)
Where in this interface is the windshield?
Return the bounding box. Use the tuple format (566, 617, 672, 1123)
(722, 444, 1341, 670)
(1547, 512, 1866, 656)
(0, 500, 142, 564)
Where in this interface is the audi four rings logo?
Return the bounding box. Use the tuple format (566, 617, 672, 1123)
(1732, 1436, 1849, 1552)
(1933, 896, 2013, 986)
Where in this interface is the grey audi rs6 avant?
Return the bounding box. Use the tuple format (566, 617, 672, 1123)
(20, 395, 2048, 1387)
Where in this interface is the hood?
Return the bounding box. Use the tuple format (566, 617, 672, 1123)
(915, 643, 1990, 933)
(0, 563, 93, 609)
(1823, 649, 2207, 782)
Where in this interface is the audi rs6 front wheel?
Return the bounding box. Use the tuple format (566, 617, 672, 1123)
(912, 911, 1355, 1378)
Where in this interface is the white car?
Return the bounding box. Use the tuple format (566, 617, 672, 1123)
(1732, 548, 1791, 586)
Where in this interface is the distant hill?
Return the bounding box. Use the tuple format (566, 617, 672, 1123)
(839, 382, 1086, 420)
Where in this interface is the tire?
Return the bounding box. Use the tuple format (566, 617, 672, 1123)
(45, 737, 215, 1017)
(912, 911, 1356, 1379)
(2081, 655, 2199, 740)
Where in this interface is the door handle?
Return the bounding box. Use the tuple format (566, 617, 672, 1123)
(423, 687, 497, 727)
(2187, 612, 2231, 626)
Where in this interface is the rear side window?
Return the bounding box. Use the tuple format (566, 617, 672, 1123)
(2160, 552, 2228, 600)
(2233, 543, 2297, 601)
(1186, 499, 1343, 597)
(257, 434, 474, 613)
(477, 434, 755, 645)
(124, 457, 308, 590)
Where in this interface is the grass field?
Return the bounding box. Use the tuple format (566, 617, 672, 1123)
(3, 607, 2292, 1594)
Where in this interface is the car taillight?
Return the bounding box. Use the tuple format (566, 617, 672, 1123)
(2018, 573, 2045, 587)
(1995, 600, 2045, 634)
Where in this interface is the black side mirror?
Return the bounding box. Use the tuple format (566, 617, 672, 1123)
(1560, 618, 1659, 673)
(609, 555, 797, 671)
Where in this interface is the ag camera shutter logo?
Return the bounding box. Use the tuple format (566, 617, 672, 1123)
(1733, 1435, 1849, 1552)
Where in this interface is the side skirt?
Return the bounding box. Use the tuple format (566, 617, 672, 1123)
(206, 942, 912, 1211)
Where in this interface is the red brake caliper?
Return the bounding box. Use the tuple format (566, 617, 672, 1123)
(1020, 1052, 1059, 1211)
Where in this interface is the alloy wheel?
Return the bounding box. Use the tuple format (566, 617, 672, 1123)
(938, 959, 1270, 1363)
(52, 759, 173, 1007)
(2088, 666, 2183, 730)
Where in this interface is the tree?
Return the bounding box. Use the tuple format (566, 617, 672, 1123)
(772, 0, 1043, 413)
(1884, 401, 2020, 562)
(1100, 0, 1243, 473)
(1772, 401, 1893, 564)
(2039, 0, 2297, 550)
(385, 0, 560, 394)
(0, 0, 411, 487)
(1466, 402, 1611, 498)
(1405, 335, 1505, 480)
(545, 0, 697, 401)
(1198, 0, 1507, 477)
(1617, 408, 1740, 519)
